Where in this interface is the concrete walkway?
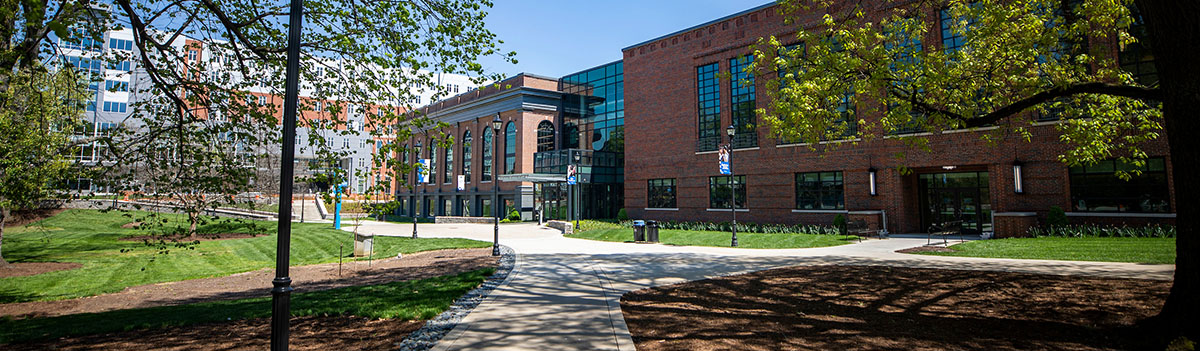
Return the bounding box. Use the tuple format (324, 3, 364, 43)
(346, 221, 1175, 351)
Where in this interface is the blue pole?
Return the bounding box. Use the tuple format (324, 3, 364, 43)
(334, 185, 342, 230)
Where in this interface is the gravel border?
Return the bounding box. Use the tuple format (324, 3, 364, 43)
(396, 245, 516, 351)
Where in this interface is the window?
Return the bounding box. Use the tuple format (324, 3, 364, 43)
(1070, 158, 1170, 212)
(258, 96, 268, 105)
(796, 172, 845, 210)
(102, 101, 127, 112)
(696, 63, 721, 151)
(109, 38, 134, 51)
(481, 127, 493, 181)
(314, 101, 323, 112)
(428, 138, 438, 184)
(709, 175, 746, 209)
(188, 50, 198, 61)
(1120, 4, 1157, 87)
(504, 121, 516, 174)
(109, 60, 131, 71)
(462, 130, 472, 182)
(647, 178, 677, 208)
(104, 80, 128, 92)
(940, 8, 969, 55)
(443, 136, 453, 183)
(86, 101, 96, 111)
(729, 55, 756, 147)
(342, 138, 350, 149)
(537, 121, 555, 152)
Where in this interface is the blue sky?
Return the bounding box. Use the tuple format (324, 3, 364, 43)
(476, 1, 773, 78)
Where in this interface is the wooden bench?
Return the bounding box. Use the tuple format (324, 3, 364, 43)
(927, 220, 964, 245)
(846, 219, 878, 242)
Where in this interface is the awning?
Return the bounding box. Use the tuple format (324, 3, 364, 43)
(496, 173, 567, 183)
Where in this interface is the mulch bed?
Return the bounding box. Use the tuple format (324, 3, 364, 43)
(0, 262, 83, 278)
(4, 209, 65, 228)
(896, 245, 958, 254)
(4, 315, 424, 351)
(622, 265, 1170, 351)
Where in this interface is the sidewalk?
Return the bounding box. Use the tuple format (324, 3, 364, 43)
(349, 221, 1175, 351)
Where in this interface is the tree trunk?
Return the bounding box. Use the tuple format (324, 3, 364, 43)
(188, 210, 198, 240)
(0, 206, 9, 266)
(1138, 0, 1200, 342)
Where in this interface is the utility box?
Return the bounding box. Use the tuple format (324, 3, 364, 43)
(354, 233, 374, 257)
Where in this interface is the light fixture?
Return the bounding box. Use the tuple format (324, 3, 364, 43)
(942, 165, 956, 170)
(1013, 160, 1024, 194)
(491, 113, 503, 131)
(726, 124, 736, 137)
(868, 167, 878, 196)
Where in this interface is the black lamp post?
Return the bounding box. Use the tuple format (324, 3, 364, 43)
(727, 125, 738, 247)
(573, 151, 581, 230)
(491, 114, 502, 256)
(413, 140, 421, 239)
(271, 0, 304, 348)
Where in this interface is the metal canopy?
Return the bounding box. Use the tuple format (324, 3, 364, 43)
(497, 173, 567, 183)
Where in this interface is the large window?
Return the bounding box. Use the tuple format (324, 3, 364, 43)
(647, 179, 677, 209)
(729, 55, 756, 148)
(462, 131, 472, 182)
(537, 121, 555, 152)
(696, 62, 721, 152)
(796, 172, 845, 210)
(428, 138, 437, 184)
(504, 121, 516, 174)
(443, 136, 453, 184)
(1119, 4, 1157, 87)
(481, 127, 493, 181)
(940, 8, 969, 55)
(1070, 158, 1170, 213)
(709, 175, 746, 209)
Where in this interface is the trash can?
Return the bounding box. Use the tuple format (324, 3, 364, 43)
(354, 233, 374, 257)
(646, 220, 659, 243)
(632, 220, 646, 241)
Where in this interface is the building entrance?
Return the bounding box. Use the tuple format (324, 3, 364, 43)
(918, 172, 993, 235)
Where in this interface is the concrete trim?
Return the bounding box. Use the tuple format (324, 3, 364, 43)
(942, 126, 1001, 134)
(706, 208, 749, 212)
(645, 208, 679, 211)
(791, 209, 849, 214)
(1065, 212, 1176, 218)
(775, 138, 862, 148)
(429, 249, 526, 351)
(994, 212, 1038, 217)
(847, 210, 883, 215)
(1031, 119, 1068, 127)
(733, 146, 761, 152)
(695, 150, 719, 155)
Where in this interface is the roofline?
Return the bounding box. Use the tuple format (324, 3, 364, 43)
(621, 1, 776, 52)
(563, 59, 623, 78)
(514, 72, 561, 82)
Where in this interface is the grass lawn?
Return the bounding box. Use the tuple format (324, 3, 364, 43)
(0, 267, 494, 344)
(0, 209, 490, 303)
(566, 227, 858, 249)
(911, 237, 1176, 264)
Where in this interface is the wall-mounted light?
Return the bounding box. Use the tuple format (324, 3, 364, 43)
(942, 165, 957, 170)
(868, 167, 878, 196)
(1013, 160, 1024, 194)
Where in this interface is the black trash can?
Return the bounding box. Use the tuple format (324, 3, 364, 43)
(632, 220, 646, 241)
(646, 220, 660, 243)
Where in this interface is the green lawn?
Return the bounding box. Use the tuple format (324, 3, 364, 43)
(566, 227, 858, 249)
(911, 237, 1176, 264)
(0, 267, 494, 344)
(0, 209, 490, 303)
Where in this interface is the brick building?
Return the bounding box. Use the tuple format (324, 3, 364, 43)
(619, 2, 1174, 237)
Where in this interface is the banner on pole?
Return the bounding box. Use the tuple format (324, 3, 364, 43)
(566, 165, 577, 185)
(457, 175, 465, 190)
(718, 146, 731, 175)
(417, 159, 431, 183)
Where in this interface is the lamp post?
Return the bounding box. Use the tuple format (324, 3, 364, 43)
(491, 114, 502, 256)
(413, 141, 421, 239)
(573, 151, 581, 230)
(726, 125, 738, 247)
(271, 0, 304, 348)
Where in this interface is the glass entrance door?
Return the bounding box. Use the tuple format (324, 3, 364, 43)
(919, 172, 992, 234)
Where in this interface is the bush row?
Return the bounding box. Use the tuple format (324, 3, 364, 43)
(599, 220, 840, 235)
(1028, 224, 1176, 238)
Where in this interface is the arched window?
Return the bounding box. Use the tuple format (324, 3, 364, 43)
(537, 121, 555, 152)
(428, 137, 437, 184)
(462, 130, 472, 182)
(504, 122, 517, 174)
(481, 127, 493, 181)
(443, 134, 453, 184)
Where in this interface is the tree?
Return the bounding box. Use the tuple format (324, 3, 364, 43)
(0, 67, 85, 265)
(753, 0, 1196, 342)
(1, 0, 513, 237)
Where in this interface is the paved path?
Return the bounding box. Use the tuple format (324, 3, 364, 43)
(346, 221, 1175, 351)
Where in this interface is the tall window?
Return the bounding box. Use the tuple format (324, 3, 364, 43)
(1119, 4, 1157, 87)
(1070, 158, 1169, 212)
(940, 8, 969, 55)
(428, 138, 437, 184)
(729, 55, 756, 147)
(537, 121, 555, 152)
(443, 136, 453, 183)
(696, 62, 721, 152)
(481, 127, 493, 181)
(462, 130, 472, 182)
(504, 121, 516, 174)
(796, 172, 845, 210)
(647, 179, 677, 209)
(401, 143, 409, 184)
(709, 175, 746, 209)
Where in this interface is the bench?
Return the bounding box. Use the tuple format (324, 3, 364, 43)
(927, 220, 964, 245)
(846, 219, 877, 242)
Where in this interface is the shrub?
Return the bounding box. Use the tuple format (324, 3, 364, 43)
(507, 209, 521, 221)
(833, 214, 847, 235)
(1046, 206, 1068, 227)
(617, 208, 629, 221)
(606, 220, 839, 235)
(1027, 224, 1176, 238)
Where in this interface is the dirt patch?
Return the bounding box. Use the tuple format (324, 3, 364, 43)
(119, 222, 141, 229)
(896, 245, 958, 254)
(622, 265, 1170, 351)
(0, 262, 82, 278)
(4, 314, 424, 351)
(0, 248, 496, 319)
(3, 209, 66, 228)
(117, 232, 266, 242)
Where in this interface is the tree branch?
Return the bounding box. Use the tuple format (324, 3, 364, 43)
(964, 82, 1162, 128)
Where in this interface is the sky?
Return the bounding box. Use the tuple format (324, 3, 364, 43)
(475, 0, 774, 78)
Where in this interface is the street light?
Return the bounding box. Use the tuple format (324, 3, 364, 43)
(573, 151, 581, 230)
(271, 0, 304, 348)
(413, 141, 421, 239)
(726, 125, 738, 247)
(491, 114, 502, 256)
